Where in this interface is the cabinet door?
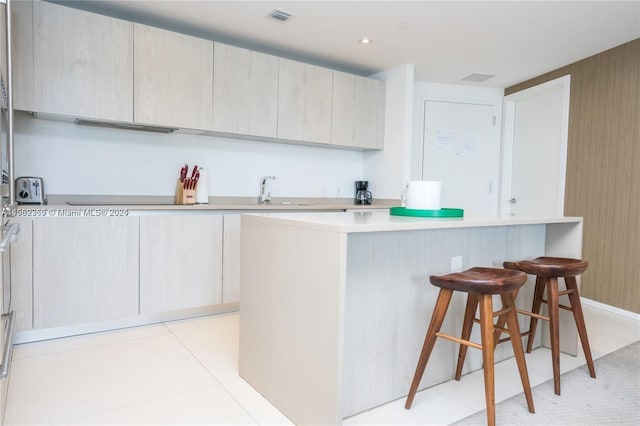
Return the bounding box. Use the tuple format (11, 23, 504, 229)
(213, 43, 278, 138)
(277, 59, 332, 144)
(331, 71, 386, 149)
(9, 217, 33, 332)
(33, 1, 133, 121)
(139, 215, 223, 314)
(9, 0, 34, 111)
(222, 214, 241, 303)
(134, 24, 213, 130)
(32, 217, 139, 329)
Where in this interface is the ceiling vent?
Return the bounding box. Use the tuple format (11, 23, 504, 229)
(461, 73, 495, 83)
(268, 9, 294, 22)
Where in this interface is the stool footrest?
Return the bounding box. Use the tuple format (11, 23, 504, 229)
(493, 325, 509, 334)
(492, 307, 512, 318)
(540, 300, 574, 312)
(517, 308, 549, 321)
(496, 330, 532, 345)
(435, 332, 482, 350)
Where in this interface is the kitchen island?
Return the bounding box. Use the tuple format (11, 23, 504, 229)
(239, 211, 583, 425)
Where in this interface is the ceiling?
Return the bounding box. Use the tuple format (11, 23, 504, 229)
(57, 1, 640, 88)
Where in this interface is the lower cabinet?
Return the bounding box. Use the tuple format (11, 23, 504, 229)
(222, 214, 241, 303)
(139, 215, 223, 313)
(12, 212, 236, 339)
(32, 216, 139, 329)
(9, 217, 33, 332)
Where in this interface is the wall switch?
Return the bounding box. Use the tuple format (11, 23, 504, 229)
(451, 256, 463, 272)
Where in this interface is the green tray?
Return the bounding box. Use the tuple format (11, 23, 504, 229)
(389, 207, 464, 218)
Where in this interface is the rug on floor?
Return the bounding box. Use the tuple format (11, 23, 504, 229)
(452, 341, 640, 425)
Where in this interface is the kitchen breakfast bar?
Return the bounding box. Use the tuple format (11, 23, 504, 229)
(239, 211, 584, 425)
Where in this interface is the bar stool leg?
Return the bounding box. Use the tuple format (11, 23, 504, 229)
(546, 277, 562, 395)
(479, 294, 496, 426)
(493, 288, 520, 349)
(565, 276, 596, 378)
(455, 294, 478, 380)
(405, 289, 454, 409)
(526, 276, 545, 353)
(501, 292, 535, 413)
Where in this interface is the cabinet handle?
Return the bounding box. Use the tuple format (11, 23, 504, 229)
(0, 311, 16, 380)
(0, 223, 20, 252)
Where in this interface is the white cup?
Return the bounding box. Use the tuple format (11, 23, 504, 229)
(401, 181, 441, 210)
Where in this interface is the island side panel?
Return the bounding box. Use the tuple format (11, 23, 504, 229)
(540, 220, 584, 355)
(342, 224, 546, 417)
(239, 215, 347, 426)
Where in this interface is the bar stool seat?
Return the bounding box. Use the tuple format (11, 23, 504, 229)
(405, 267, 535, 426)
(504, 257, 588, 277)
(503, 257, 596, 396)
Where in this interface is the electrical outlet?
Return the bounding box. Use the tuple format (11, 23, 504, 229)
(451, 256, 463, 272)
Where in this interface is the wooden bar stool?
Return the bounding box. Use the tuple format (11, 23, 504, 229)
(405, 267, 535, 426)
(503, 257, 596, 395)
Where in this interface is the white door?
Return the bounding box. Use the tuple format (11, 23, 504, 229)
(500, 76, 570, 216)
(422, 101, 500, 214)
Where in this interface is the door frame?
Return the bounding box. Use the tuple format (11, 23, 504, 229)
(499, 75, 571, 216)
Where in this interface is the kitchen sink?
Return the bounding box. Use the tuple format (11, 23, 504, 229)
(66, 201, 176, 206)
(277, 201, 310, 206)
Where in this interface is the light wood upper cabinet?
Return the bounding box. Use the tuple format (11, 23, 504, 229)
(134, 24, 213, 130)
(139, 215, 223, 314)
(17, 1, 386, 150)
(213, 43, 278, 138)
(32, 217, 139, 329)
(277, 59, 333, 144)
(8, 0, 34, 111)
(32, 1, 133, 121)
(331, 71, 386, 149)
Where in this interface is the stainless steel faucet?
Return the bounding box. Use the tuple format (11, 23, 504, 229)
(258, 176, 276, 204)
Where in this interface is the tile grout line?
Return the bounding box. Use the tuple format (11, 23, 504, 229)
(162, 321, 223, 386)
(162, 319, 266, 425)
(51, 383, 223, 426)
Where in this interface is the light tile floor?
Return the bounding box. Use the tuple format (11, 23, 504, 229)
(5, 301, 639, 425)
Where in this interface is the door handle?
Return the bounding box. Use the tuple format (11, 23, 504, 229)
(0, 311, 16, 380)
(508, 198, 517, 204)
(0, 223, 20, 252)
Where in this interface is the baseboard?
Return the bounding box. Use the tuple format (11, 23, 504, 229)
(581, 297, 640, 320)
(13, 303, 240, 344)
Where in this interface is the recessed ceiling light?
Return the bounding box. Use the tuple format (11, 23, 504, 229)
(359, 38, 372, 45)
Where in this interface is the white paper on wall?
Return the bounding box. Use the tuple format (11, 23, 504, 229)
(462, 133, 480, 156)
(435, 130, 453, 155)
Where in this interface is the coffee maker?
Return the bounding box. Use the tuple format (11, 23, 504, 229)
(355, 180, 372, 205)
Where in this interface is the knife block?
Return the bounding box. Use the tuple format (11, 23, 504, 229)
(174, 179, 195, 205)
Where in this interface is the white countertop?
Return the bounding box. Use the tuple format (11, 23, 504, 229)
(242, 210, 583, 233)
(20, 195, 395, 212)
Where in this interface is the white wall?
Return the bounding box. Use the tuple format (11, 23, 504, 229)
(363, 64, 415, 199)
(14, 112, 364, 198)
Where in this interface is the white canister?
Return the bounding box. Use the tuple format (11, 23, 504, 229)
(195, 168, 209, 204)
(401, 181, 442, 210)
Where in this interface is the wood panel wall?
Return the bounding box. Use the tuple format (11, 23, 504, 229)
(506, 39, 640, 313)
